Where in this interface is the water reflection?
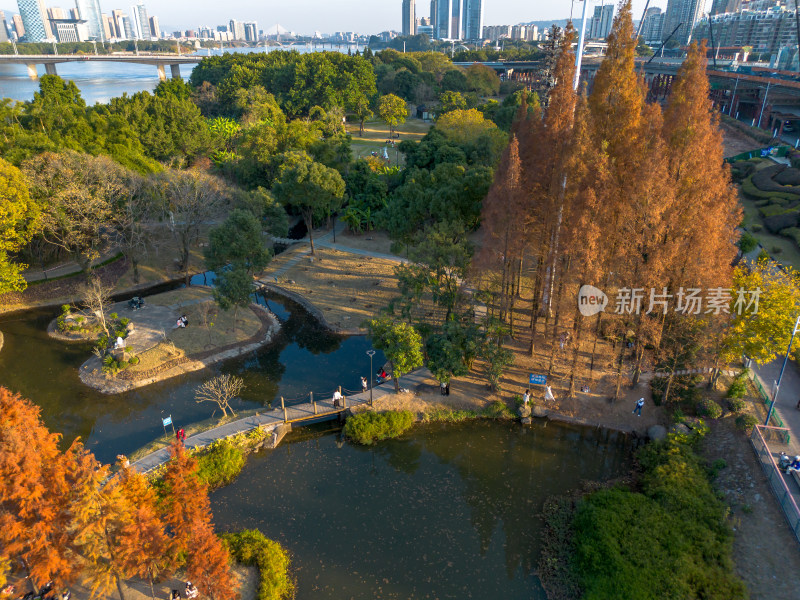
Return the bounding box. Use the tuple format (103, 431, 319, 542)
(0, 292, 382, 463)
(210, 420, 632, 599)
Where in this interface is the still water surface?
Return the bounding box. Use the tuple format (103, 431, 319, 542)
(211, 419, 633, 599)
(0, 292, 382, 463)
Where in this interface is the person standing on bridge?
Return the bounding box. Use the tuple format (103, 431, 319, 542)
(333, 389, 343, 408)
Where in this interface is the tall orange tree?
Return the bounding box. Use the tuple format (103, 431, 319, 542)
(185, 521, 237, 600)
(0, 388, 79, 591)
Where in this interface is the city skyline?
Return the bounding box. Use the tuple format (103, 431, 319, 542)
(2, 0, 669, 37)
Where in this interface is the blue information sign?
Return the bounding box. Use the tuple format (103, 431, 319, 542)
(162, 416, 173, 427)
(529, 374, 547, 386)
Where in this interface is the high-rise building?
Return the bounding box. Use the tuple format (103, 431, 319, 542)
(12, 14, 25, 38)
(70, 8, 79, 19)
(229, 19, 245, 40)
(663, 0, 707, 45)
(111, 8, 124, 37)
(121, 14, 134, 39)
(149, 15, 159, 38)
(482, 24, 510, 41)
(402, 0, 416, 36)
(244, 21, 257, 41)
(17, 0, 52, 41)
(101, 14, 112, 39)
(131, 2, 149, 39)
(640, 7, 665, 45)
(693, 6, 799, 55)
(710, 0, 742, 15)
(75, 0, 105, 41)
(589, 3, 614, 39)
(51, 18, 89, 42)
(0, 12, 9, 42)
(434, 0, 454, 39)
(47, 7, 66, 20)
(461, 0, 482, 39)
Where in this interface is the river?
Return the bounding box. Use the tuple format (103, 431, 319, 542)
(0, 44, 358, 104)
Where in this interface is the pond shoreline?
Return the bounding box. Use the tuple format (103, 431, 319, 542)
(80, 303, 281, 394)
(259, 282, 367, 335)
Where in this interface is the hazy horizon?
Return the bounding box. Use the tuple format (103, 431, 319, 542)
(1, 0, 668, 37)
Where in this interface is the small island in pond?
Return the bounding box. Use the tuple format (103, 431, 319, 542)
(49, 286, 279, 394)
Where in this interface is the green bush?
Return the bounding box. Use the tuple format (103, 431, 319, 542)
(737, 232, 758, 254)
(751, 223, 763, 232)
(727, 398, 746, 414)
(61, 304, 71, 314)
(196, 439, 245, 489)
(119, 317, 131, 327)
(758, 203, 792, 217)
(221, 529, 294, 600)
(735, 414, 758, 431)
(742, 176, 798, 202)
(696, 398, 723, 419)
(344, 410, 414, 445)
(129, 356, 140, 365)
(726, 379, 747, 399)
(542, 436, 746, 600)
(480, 400, 514, 419)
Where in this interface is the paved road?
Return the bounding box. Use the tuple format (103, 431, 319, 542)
(753, 359, 800, 455)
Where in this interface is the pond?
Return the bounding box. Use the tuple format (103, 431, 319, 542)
(0, 292, 383, 464)
(211, 419, 633, 599)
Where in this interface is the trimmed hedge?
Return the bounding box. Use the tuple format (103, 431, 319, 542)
(775, 168, 800, 186)
(781, 226, 800, 247)
(751, 164, 800, 196)
(742, 176, 799, 203)
(344, 410, 414, 445)
(221, 530, 294, 600)
(727, 398, 746, 414)
(735, 414, 758, 432)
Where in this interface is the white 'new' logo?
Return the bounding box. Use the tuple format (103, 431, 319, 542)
(578, 285, 608, 317)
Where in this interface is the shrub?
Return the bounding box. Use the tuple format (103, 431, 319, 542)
(727, 398, 746, 414)
(742, 175, 798, 203)
(751, 223, 763, 232)
(421, 406, 477, 422)
(774, 167, 800, 186)
(737, 232, 758, 254)
(221, 529, 294, 600)
(129, 356, 140, 366)
(764, 210, 800, 233)
(61, 304, 71, 314)
(196, 439, 245, 489)
(735, 414, 758, 431)
(109, 312, 118, 320)
(696, 398, 723, 419)
(542, 436, 747, 599)
(726, 379, 747, 399)
(758, 248, 770, 262)
(119, 317, 131, 327)
(781, 226, 800, 247)
(344, 410, 414, 445)
(481, 400, 514, 419)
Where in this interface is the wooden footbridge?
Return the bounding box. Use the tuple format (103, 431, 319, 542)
(131, 369, 432, 474)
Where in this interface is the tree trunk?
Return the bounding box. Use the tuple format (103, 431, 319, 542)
(149, 578, 157, 600)
(115, 575, 127, 600)
(132, 257, 140, 284)
(305, 213, 315, 255)
(360, 119, 365, 136)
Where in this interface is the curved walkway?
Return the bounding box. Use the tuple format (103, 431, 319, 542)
(131, 369, 432, 474)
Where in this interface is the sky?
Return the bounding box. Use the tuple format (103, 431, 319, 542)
(3, 0, 668, 36)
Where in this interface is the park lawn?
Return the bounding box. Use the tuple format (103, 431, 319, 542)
(347, 117, 431, 166)
(167, 300, 262, 354)
(147, 286, 214, 309)
(262, 245, 446, 329)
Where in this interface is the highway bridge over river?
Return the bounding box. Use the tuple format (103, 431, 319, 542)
(0, 53, 202, 81)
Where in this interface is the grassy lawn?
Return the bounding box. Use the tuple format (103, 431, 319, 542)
(347, 117, 431, 167)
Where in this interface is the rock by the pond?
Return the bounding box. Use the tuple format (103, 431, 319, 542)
(518, 405, 532, 418)
(521, 417, 532, 425)
(670, 423, 691, 435)
(647, 425, 667, 440)
(532, 405, 548, 418)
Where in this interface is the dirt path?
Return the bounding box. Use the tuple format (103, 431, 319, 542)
(700, 420, 800, 599)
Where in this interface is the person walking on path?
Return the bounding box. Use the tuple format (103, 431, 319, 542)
(633, 398, 645, 417)
(523, 389, 531, 406)
(440, 381, 447, 396)
(544, 385, 555, 402)
(445, 382, 450, 396)
(361, 377, 368, 393)
(176, 428, 186, 444)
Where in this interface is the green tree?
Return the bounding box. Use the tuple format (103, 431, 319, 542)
(438, 91, 467, 114)
(204, 209, 271, 276)
(465, 63, 501, 96)
(213, 267, 255, 333)
(0, 158, 40, 293)
(272, 156, 345, 255)
(367, 317, 424, 392)
(723, 260, 800, 364)
(378, 94, 407, 137)
(426, 319, 482, 383)
(353, 95, 373, 136)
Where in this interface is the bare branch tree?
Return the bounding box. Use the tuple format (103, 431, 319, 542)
(82, 276, 114, 339)
(195, 374, 244, 419)
(114, 173, 152, 284)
